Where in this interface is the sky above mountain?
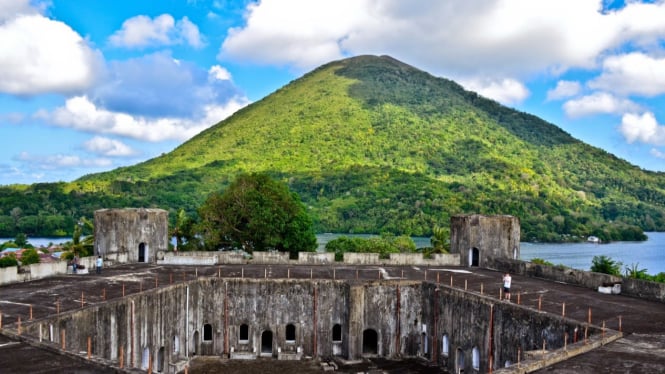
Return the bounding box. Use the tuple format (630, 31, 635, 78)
(1, 0, 665, 185)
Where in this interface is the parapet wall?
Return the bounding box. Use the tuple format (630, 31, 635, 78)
(486, 257, 665, 303)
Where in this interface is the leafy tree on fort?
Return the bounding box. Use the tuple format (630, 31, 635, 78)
(198, 173, 317, 258)
(590, 255, 622, 276)
(170, 209, 200, 251)
(20, 248, 40, 266)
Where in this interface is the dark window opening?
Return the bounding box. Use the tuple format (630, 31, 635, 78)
(471, 248, 480, 266)
(203, 324, 213, 341)
(138, 243, 146, 262)
(239, 324, 249, 341)
(157, 346, 165, 373)
(332, 324, 342, 342)
(286, 324, 296, 342)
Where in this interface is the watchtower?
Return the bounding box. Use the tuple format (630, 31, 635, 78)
(449, 214, 520, 267)
(94, 208, 169, 264)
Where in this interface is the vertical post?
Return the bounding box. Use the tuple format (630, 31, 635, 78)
(542, 339, 546, 354)
(61, 329, 66, 350)
(424, 270, 427, 280)
(401, 269, 404, 279)
(588, 307, 592, 324)
(88, 336, 91, 358)
(465, 279, 467, 291)
(310, 268, 313, 279)
(242, 267, 244, 278)
(196, 268, 198, 278)
(602, 321, 606, 339)
(517, 292, 521, 305)
(499, 288, 502, 300)
(0, 311, 2, 328)
(538, 295, 542, 311)
(29, 305, 33, 320)
(564, 332, 568, 351)
(119, 345, 124, 368)
(450, 274, 453, 287)
(155, 276, 158, 288)
(81, 292, 84, 308)
(480, 283, 484, 295)
(517, 347, 521, 368)
(218, 267, 221, 278)
(619, 315, 622, 332)
(333, 267, 336, 280)
(102, 288, 106, 301)
(584, 326, 588, 344)
(288, 268, 290, 279)
(264, 268, 267, 279)
(562, 302, 566, 317)
(56, 299, 60, 314)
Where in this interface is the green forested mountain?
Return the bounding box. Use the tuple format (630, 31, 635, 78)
(2, 55, 665, 242)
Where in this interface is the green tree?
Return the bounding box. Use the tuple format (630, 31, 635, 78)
(198, 173, 317, 258)
(0, 253, 18, 268)
(430, 225, 449, 253)
(62, 218, 94, 257)
(625, 263, 650, 280)
(20, 248, 40, 266)
(170, 209, 200, 251)
(590, 255, 622, 276)
(14, 233, 28, 248)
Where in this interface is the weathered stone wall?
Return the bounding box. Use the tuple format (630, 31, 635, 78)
(20, 278, 605, 373)
(488, 256, 665, 303)
(450, 214, 520, 267)
(94, 208, 169, 264)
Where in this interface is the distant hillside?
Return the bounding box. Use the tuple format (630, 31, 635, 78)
(1, 55, 664, 242)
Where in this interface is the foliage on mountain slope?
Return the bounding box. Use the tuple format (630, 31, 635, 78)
(0, 55, 664, 242)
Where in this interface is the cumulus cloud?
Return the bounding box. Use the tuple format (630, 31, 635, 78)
(619, 112, 665, 146)
(83, 136, 136, 157)
(91, 52, 243, 118)
(16, 151, 112, 170)
(38, 95, 249, 142)
(546, 80, 581, 101)
(563, 92, 640, 117)
(460, 77, 529, 105)
(589, 53, 665, 97)
(220, 0, 665, 79)
(108, 14, 204, 48)
(0, 13, 101, 95)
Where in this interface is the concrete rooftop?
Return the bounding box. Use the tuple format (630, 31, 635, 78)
(0, 263, 664, 373)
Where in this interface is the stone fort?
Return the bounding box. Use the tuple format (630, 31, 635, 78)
(3, 209, 663, 373)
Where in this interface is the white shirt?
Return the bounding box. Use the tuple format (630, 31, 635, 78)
(503, 275, 512, 288)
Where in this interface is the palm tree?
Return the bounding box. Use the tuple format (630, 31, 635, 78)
(430, 225, 449, 254)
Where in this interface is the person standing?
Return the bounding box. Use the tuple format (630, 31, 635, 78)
(72, 255, 78, 274)
(96, 255, 103, 274)
(503, 273, 512, 301)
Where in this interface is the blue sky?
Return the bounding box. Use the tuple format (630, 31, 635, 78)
(1, 0, 665, 185)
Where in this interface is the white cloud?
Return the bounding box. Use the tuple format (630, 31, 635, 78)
(563, 92, 640, 117)
(209, 65, 232, 81)
(39, 95, 249, 142)
(0, 14, 101, 95)
(460, 77, 529, 105)
(547, 80, 581, 101)
(108, 14, 204, 49)
(220, 0, 665, 78)
(589, 53, 665, 97)
(16, 151, 112, 169)
(619, 112, 665, 146)
(83, 136, 136, 157)
(650, 148, 665, 159)
(0, 0, 36, 21)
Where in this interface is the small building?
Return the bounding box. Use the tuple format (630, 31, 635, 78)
(94, 208, 169, 264)
(449, 214, 520, 267)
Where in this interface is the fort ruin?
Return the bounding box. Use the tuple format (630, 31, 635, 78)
(0, 210, 663, 373)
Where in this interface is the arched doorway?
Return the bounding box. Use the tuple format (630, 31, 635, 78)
(138, 242, 147, 262)
(261, 330, 273, 356)
(469, 247, 479, 266)
(192, 330, 199, 356)
(456, 348, 465, 373)
(362, 329, 378, 355)
(157, 346, 165, 373)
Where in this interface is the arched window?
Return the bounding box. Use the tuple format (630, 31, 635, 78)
(441, 334, 449, 357)
(472, 346, 480, 370)
(362, 329, 378, 354)
(203, 324, 213, 342)
(239, 324, 249, 342)
(173, 335, 179, 353)
(332, 324, 342, 342)
(286, 324, 296, 343)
